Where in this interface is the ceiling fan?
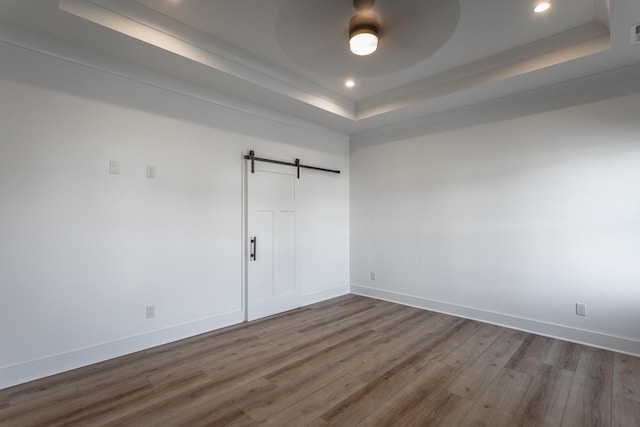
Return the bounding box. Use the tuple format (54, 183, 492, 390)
(349, 0, 381, 56)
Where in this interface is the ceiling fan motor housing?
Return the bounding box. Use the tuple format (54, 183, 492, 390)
(349, 10, 380, 38)
(353, 0, 375, 12)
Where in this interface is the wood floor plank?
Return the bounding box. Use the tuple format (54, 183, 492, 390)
(612, 394, 640, 427)
(273, 295, 379, 332)
(393, 388, 474, 427)
(345, 311, 461, 382)
(506, 334, 555, 376)
(459, 402, 515, 427)
(78, 371, 214, 426)
(290, 300, 413, 347)
(73, 326, 263, 394)
(262, 330, 375, 388)
(369, 305, 435, 333)
(106, 377, 273, 426)
(222, 413, 259, 427)
(474, 368, 533, 416)
(448, 329, 527, 400)
(6, 381, 78, 410)
(240, 331, 375, 421)
(0, 385, 81, 426)
(561, 370, 611, 427)
(441, 323, 502, 369)
(576, 346, 614, 387)
(545, 340, 584, 372)
(0, 376, 154, 427)
(317, 318, 476, 426)
(296, 302, 383, 333)
(560, 346, 614, 427)
(376, 388, 473, 427)
(261, 374, 366, 426)
(320, 361, 459, 426)
(417, 318, 493, 364)
(363, 363, 470, 426)
(0, 372, 79, 408)
(2, 295, 639, 426)
(613, 352, 640, 402)
(513, 363, 575, 426)
(148, 329, 304, 384)
(199, 322, 380, 391)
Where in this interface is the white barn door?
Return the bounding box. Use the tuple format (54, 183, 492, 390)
(246, 161, 299, 321)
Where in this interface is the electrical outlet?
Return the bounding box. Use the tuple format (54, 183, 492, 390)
(146, 165, 156, 179)
(370, 272, 376, 280)
(146, 305, 155, 319)
(576, 303, 586, 316)
(631, 23, 640, 45)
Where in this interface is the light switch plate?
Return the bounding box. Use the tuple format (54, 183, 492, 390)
(109, 160, 120, 175)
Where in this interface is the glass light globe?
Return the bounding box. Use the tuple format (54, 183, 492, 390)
(350, 32, 378, 56)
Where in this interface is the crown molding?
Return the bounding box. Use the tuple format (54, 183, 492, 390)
(59, 0, 356, 120)
(350, 60, 640, 147)
(0, 21, 349, 142)
(357, 22, 610, 119)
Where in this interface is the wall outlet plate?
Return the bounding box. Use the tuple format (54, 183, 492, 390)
(631, 24, 640, 45)
(370, 272, 376, 280)
(109, 160, 120, 175)
(146, 305, 155, 318)
(576, 303, 586, 316)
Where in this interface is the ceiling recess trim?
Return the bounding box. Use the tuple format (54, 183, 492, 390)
(58, 0, 357, 120)
(356, 22, 611, 119)
(52, 0, 640, 137)
(0, 21, 349, 142)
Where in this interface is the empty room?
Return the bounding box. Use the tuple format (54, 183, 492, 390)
(1, 0, 640, 425)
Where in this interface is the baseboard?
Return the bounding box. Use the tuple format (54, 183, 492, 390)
(351, 285, 640, 357)
(303, 285, 350, 307)
(0, 310, 244, 391)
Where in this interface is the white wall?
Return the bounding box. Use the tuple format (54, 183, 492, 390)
(0, 39, 349, 389)
(351, 86, 640, 355)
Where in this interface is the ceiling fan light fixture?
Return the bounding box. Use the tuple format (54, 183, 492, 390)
(349, 8, 380, 56)
(349, 27, 379, 56)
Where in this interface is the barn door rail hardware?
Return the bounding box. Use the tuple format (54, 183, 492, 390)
(244, 150, 340, 179)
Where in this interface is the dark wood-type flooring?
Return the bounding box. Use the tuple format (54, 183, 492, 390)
(1, 295, 640, 426)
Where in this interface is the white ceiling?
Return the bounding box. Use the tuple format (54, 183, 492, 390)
(131, 0, 599, 98)
(0, 0, 639, 138)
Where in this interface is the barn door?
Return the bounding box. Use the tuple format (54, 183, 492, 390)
(246, 161, 299, 321)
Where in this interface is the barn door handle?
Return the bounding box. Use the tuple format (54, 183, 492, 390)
(250, 237, 257, 261)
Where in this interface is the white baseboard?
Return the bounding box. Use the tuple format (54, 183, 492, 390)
(1, 287, 350, 391)
(351, 285, 640, 357)
(0, 310, 244, 391)
(303, 285, 350, 306)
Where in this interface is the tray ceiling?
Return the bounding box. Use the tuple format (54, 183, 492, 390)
(0, 0, 639, 137)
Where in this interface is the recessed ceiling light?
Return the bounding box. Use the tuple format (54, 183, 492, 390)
(345, 80, 355, 88)
(534, 2, 551, 13)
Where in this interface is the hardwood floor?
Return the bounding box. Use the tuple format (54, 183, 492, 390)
(1, 295, 639, 426)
